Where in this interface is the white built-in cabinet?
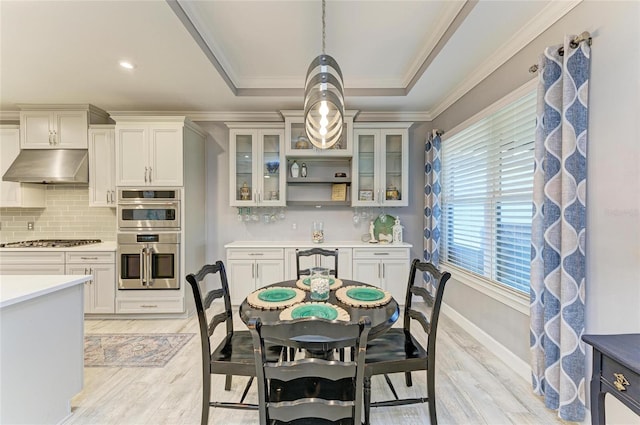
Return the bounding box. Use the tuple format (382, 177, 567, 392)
(352, 123, 411, 207)
(18, 104, 109, 149)
(65, 251, 115, 314)
(284, 247, 353, 280)
(352, 247, 410, 304)
(225, 243, 411, 305)
(227, 124, 286, 207)
(0, 126, 45, 208)
(114, 123, 183, 186)
(88, 125, 116, 207)
(226, 248, 285, 305)
(282, 110, 355, 157)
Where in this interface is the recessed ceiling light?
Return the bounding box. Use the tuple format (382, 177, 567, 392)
(119, 61, 135, 70)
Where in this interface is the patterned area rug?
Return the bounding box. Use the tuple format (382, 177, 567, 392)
(84, 333, 195, 368)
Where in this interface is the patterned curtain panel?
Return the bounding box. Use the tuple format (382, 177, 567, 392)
(424, 131, 442, 287)
(530, 35, 590, 422)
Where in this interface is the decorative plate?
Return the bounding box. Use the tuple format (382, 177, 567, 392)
(373, 214, 395, 242)
(247, 286, 306, 310)
(279, 302, 350, 322)
(336, 285, 392, 308)
(296, 277, 343, 291)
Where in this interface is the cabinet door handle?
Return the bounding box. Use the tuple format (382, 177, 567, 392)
(148, 167, 152, 183)
(251, 263, 254, 278)
(53, 130, 57, 145)
(111, 191, 115, 203)
(144, 167, 148, 183)
(81, 257, 98, 260)
(249, 253, 264, 256)
(141, 304, 158, 308)
(382, 263, 385, 278)
(373, 252, 389, 256)
(378, 263, 381, 279)
(256, 264, 259, 279)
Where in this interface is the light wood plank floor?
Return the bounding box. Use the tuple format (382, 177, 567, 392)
(64, 310, 571, 425)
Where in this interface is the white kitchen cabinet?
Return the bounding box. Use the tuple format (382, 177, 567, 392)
(115, 124, 183, 186)
(284, 247, 353, 280)
(0, 251, 66, 275)
(228, 124, 285, 207)
(282, 110, 355, 157)
(352, 123, 411, 207)
(18, 104, 109, 149)
(352, 247, 410, 304)
(226, 248, 284, 305)
(65, 251, 115, 314)
(88, 125, 116, 207)
(0, 126, 45, 208)
(115, 286, 185, 314)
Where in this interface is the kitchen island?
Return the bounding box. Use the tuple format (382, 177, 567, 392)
(0, 274, 89, 424)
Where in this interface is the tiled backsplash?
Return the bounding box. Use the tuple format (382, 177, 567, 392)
(0, 185, 116, 243)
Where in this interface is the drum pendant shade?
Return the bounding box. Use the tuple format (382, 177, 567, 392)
(303, 1, 345, 149)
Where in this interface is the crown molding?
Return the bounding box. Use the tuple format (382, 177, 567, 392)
(356, 111, 431, 123)
(427, 0, 582, 119)
(0, 111, 20, 121)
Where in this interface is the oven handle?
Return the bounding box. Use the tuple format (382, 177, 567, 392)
(141, 247, 147, 287)
(146, 247, 154, 287)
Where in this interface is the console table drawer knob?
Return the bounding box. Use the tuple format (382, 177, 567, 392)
(613, 373, 630, 391)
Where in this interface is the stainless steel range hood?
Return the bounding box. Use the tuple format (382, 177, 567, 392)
(2, 149, 89, 184)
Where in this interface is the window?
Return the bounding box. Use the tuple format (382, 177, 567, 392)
(440, 90, 536, 293)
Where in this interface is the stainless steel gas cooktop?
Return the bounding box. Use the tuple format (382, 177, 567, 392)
(0, 239, 102, 248)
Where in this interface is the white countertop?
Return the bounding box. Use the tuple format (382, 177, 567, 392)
(0, 274, 91, 308)
(225, 241, 412, 248)
(0, 241, 116, 252)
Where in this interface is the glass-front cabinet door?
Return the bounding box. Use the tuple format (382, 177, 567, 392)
(352, 124, 410, 207)
(283, 110, 355, 156)
(259, 131, 285, 206)
(229, 125, 285, 207)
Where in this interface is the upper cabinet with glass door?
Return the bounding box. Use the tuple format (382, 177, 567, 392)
(282, 110, 356, 157)
(228, 124, 286, 207)
(352, 123, 411, 207)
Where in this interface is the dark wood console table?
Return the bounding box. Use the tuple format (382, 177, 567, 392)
(582, 334, 640, 425)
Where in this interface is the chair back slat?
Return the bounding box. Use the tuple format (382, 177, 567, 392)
(269, 399, 354, 423)
(407, 309, 430, 334)
(265, 358, 357, 381)
(203, 288, 224, 309)
(249, 316, 371, 425)
(295, 247, 339, 279)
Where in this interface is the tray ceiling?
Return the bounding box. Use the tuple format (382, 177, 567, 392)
(0, 0, 580, 119)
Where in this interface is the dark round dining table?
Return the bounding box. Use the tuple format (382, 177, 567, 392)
(239, 279, 400, 352)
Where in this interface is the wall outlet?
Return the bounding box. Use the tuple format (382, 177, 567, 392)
(27, 222, 34, 230)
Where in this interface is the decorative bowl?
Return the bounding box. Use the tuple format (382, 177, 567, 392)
(265, 161, 279, 174)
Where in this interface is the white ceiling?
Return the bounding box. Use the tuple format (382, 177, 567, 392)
(0, 0, 580, 120)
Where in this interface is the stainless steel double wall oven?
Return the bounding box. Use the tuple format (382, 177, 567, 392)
(117, 189, 181, 290)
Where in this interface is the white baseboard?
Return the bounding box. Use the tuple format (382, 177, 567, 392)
(441, 302, 531, 382)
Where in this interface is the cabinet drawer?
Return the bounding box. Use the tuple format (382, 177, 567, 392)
(66, 251, 115, 264)
(602, 354, 640, 404)
(0, 251, 65, 265)
(227, 248, 284, 260)
(353, 248, 409, 259)
(116, 298, 184, 314)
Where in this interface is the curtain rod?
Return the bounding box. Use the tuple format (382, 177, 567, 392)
(528, 31, 592, 74)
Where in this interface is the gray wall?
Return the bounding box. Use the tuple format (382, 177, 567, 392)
(433, 1, 640, 419)
(199, 121, 431, 265)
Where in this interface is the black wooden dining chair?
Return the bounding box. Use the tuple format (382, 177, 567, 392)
(295, 247, 339, 279)
(187, 261, 284, 425)
(362, 259, 451, 425)
(248, 316, 371, 425)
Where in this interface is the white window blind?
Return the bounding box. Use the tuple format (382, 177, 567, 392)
(441, 90, 536, 293)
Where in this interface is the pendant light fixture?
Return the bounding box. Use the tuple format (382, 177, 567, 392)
(304, 0, 344, 149)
